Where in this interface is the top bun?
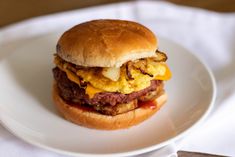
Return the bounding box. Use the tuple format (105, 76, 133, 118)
(57, 19, 157, 67)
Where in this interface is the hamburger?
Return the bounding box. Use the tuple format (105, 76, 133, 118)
(52, 19, 171, 130)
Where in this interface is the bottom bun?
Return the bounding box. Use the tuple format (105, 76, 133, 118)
(52, 83, 167, 130)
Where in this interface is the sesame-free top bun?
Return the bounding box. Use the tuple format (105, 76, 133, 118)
(53, 83, 167, 130)
(57, 19, 157, 67)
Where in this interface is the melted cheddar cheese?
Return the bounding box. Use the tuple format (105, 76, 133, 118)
(75, 62, 171, 94)
(54, 56, 171, 98)
(85, 84, 104, 98)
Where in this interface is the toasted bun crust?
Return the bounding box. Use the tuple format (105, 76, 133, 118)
(52, 83, 167, 130)
(57, 19, 157, 67)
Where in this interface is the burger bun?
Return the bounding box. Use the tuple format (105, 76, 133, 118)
(52, 83, 167, 130)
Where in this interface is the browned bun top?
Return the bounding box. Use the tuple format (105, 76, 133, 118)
(56, 19, 157, 67)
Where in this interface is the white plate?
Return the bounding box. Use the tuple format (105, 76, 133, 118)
(0, 33, 216, 157)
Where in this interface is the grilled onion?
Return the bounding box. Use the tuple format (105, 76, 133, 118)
(132, 59, 153, 77)
(102, 67, 120, 81)
(154, 50, 168, 62)
(126, 61, 134, 80)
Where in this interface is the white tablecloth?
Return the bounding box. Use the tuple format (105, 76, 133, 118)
(1, 1, 235, 157)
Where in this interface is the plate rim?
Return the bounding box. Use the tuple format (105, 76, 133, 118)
(0, 35, 217, 157)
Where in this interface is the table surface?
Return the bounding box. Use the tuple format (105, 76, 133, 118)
(0, 0, 235, 27)
(0, 0, 233, 157)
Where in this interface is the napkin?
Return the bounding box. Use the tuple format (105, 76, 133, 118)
(1, 1, 235, 157)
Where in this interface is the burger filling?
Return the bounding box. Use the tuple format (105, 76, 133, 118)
(53, 50, 171, 115)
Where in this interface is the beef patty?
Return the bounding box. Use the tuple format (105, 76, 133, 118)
(53, 67, 164, 115)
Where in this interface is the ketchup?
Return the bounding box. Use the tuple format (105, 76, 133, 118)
(138, 100, 157, 110)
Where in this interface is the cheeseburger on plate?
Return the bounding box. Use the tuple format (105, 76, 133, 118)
(52, 19, 171, 130)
